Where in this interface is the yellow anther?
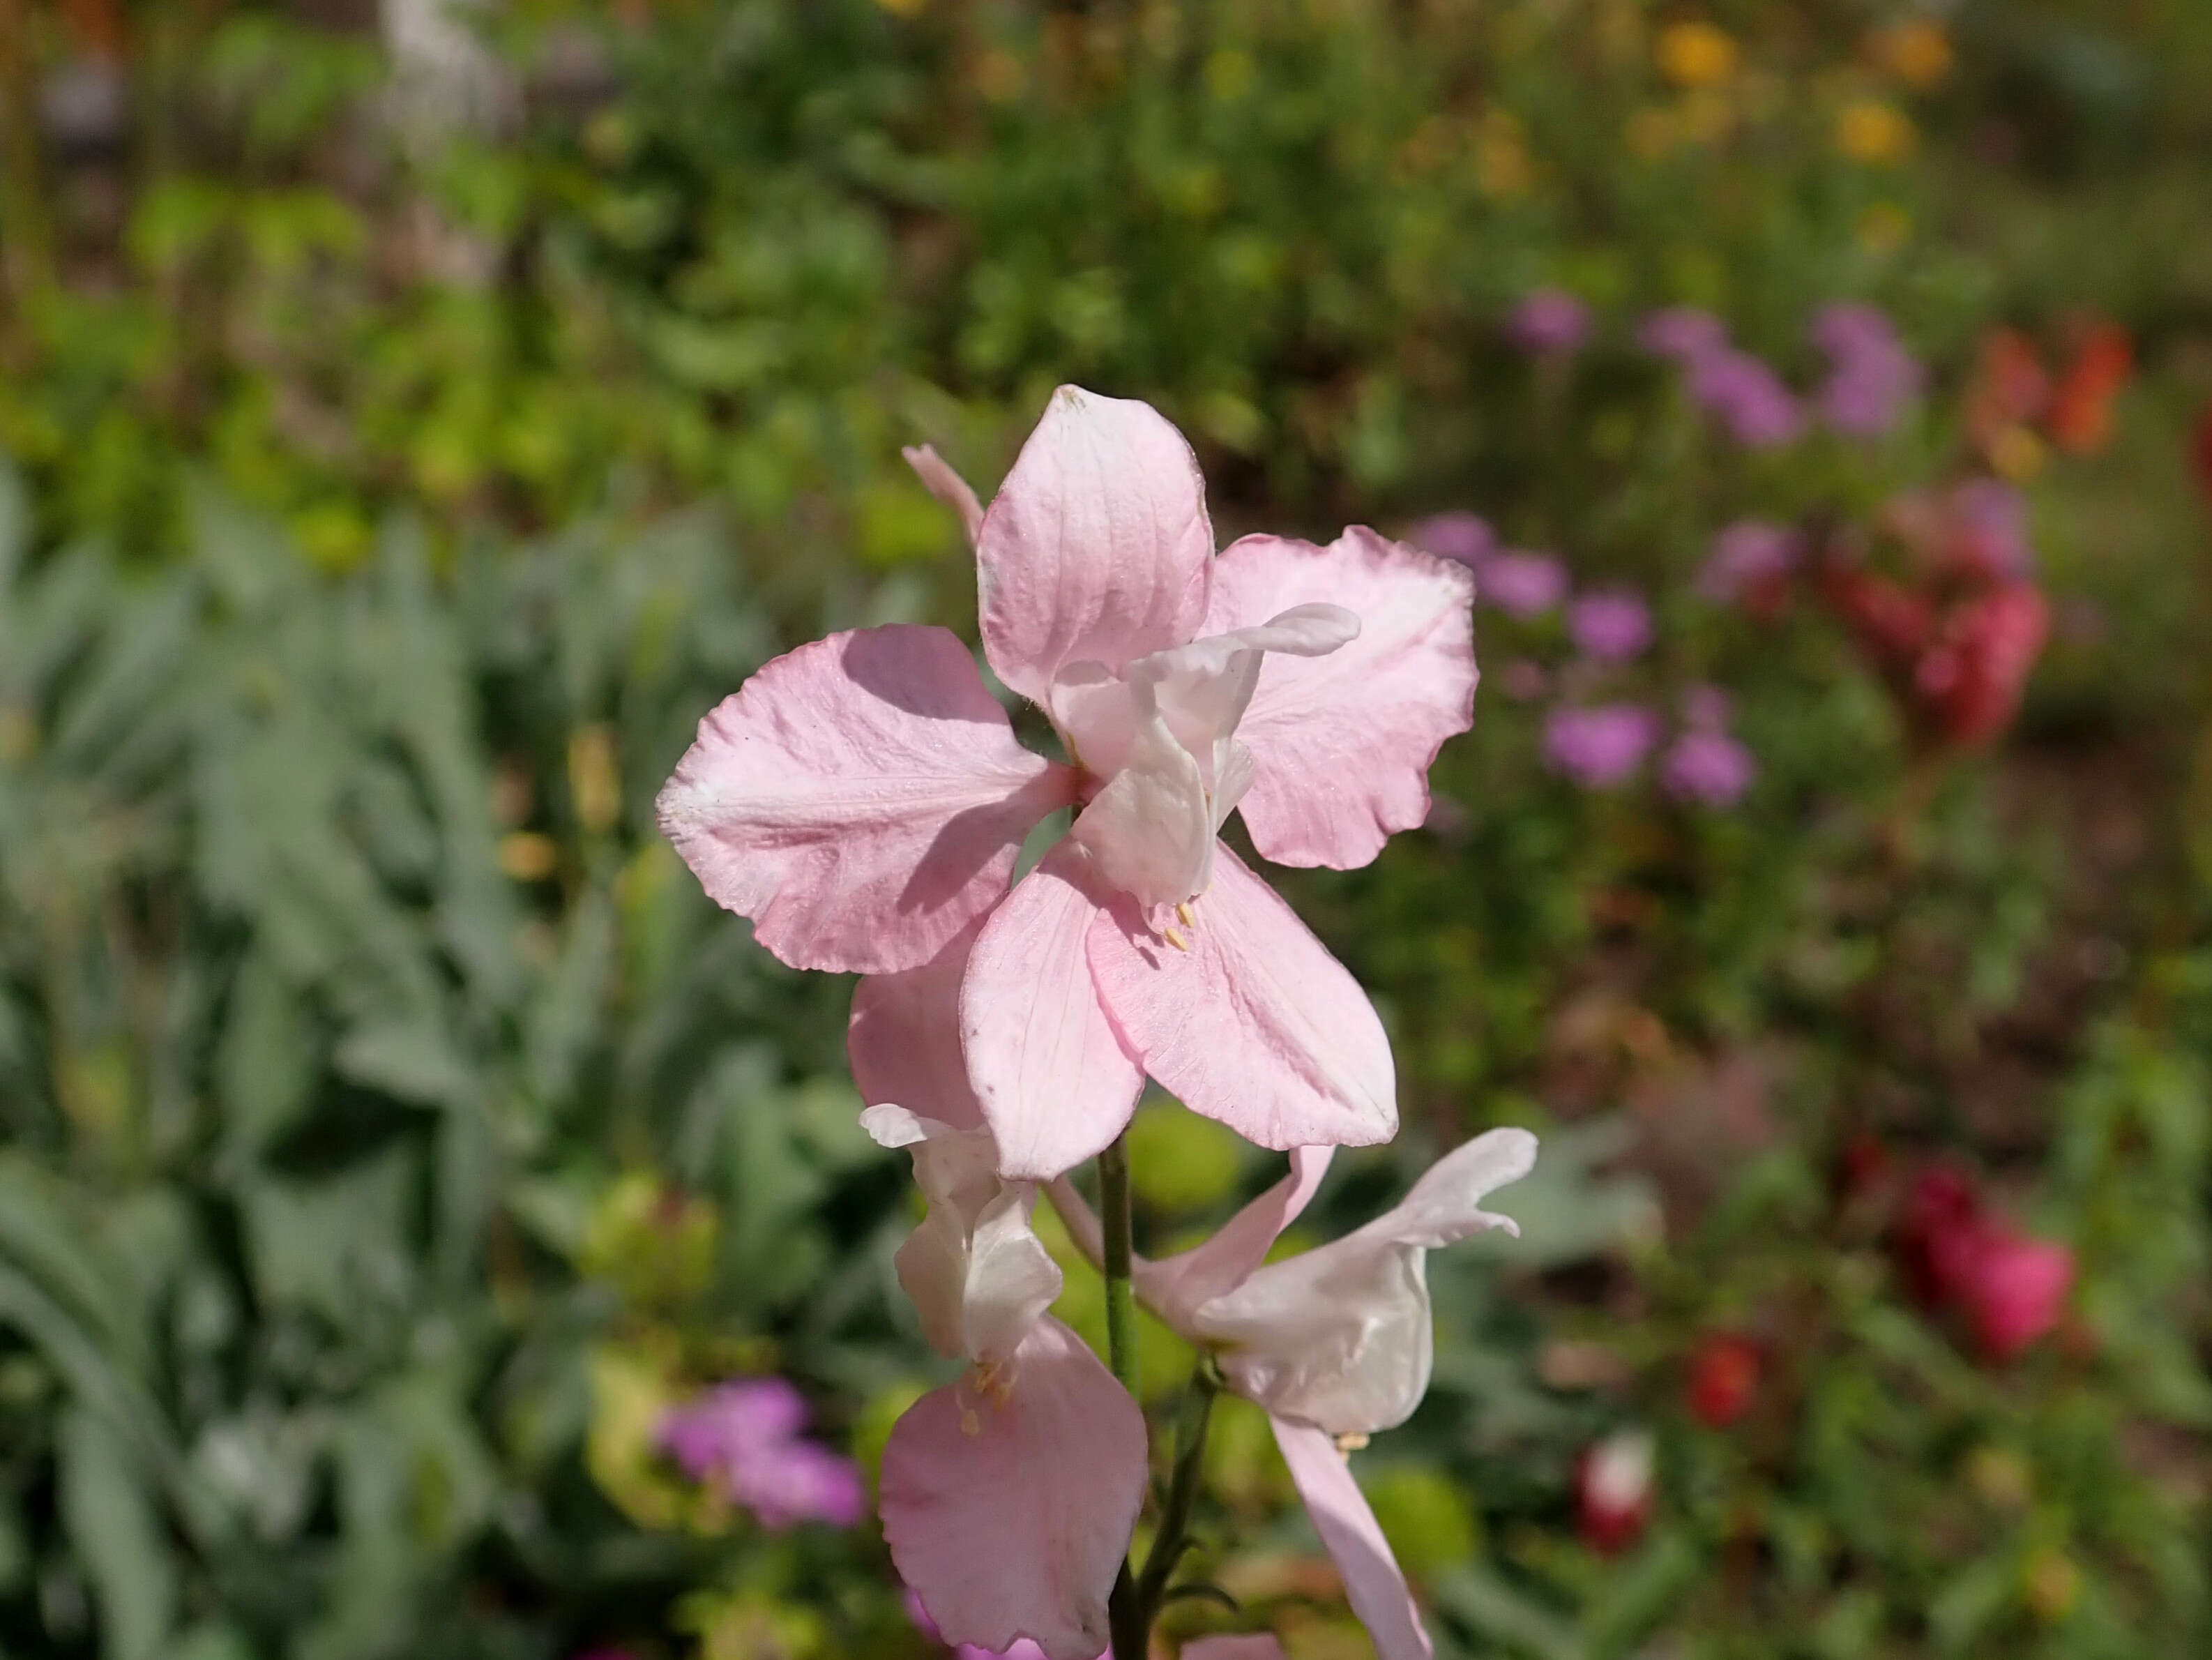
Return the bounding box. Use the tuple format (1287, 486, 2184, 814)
(1175, 900, 1196, 928)
(960, 1408, 982, 1438)
(1162, 927, 1189, 952)
(1335, 1432, 1371, 1454)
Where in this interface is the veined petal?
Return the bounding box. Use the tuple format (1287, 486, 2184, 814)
(851, 926, 985, 1132)
(1135, 604, 1358, 790)
(1087, 845, 1395, 1154)
(658, 625, 1075, 974)
(881, 1318, 1146, 1660)
(1272, 1418, 1433, 1660)
(1191, 1129, 1536, 1435)
(1135, 1147, 1336, 1332)
(963, 842, 1146, 1180)
(977, 387, 1213, 702)
(1206, 530, 1476, 870)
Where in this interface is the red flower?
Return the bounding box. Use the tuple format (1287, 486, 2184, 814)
(1575, 1431, 1653, 1554)
(1897, 1165, 2075, 1362)
(1685, 1333, 1763, 1428)
(1914, 582, 2050, 746)
(2046, 323, 2132, 455)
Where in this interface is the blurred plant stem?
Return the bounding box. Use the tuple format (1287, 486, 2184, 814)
(1098, 1133, 1146, 1660)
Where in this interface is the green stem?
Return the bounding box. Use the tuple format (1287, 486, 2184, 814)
(1098, 1135, 1146, 1660)
(1136, 1358, 1220, 1623)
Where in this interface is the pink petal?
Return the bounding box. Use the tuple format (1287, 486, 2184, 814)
(976, 386, 1213, 703)
(659, 626, 1075, 974)
(1135, 1147, 1336, 1331)
(881, 1318, 1146, 1660)
(1204, 529, 1476, 869)
(1087, 845, 1396, 1154)
(851, 926, 985, 1132)
(962, 842, 1146, 1180)
(1271, 1417, 1433, 1660)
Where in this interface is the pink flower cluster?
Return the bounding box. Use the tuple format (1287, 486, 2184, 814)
(658, 1378, 866, 1530)
(658, 388, 1539, 1659)
(1642, 301, 1924, 447)
(1899, 1167, 2076, 1363)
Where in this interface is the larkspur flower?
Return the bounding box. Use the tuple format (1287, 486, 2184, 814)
(1507, 289, 1593, 354)
(1567, 588, 1653, 661)
(1049, 1130, 1538, 1660)
(1545, 704, 1660, 787)
(659, 387, 1478, 1180)
(868, 1103, 1145, 1658)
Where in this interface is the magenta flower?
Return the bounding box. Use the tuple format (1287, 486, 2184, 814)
(1049, 1131, 1536, 1660)
(1662, 731, 1756, 806)
(1567, 588, 1653, 661)
(1698, 521, 1802, 603)
(1946, 478, 2032, 578)
(1811, 303, 1922, 437)
(1545, 704, 1660, 787)
(1480, 550, 1569, 617)
(1688, 349, 1805, 448)
(1404, 511, 1496, 568)
(658, 388, 1478, 1180)
(1507, 288, 1593, 354)
(659, 1380, 867, 1530)
(1637, 305, 1728, 363)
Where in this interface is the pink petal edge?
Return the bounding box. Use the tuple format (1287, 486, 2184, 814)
(1087, 845, 1396, 1154)
(850, 925, 986, 1133)
(881, 1318, 1146, 1660)
(1271, 1416, 1434, 1660)
(1135, 1147, 1336, 1331)
(976, 386, 1213, 703)
(1206, 529, 1476, 870)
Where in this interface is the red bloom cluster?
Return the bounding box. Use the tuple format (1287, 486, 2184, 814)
(1897, 1166, 2075, 1363)
(1821, 485, 2050, 748)
(1685, 1332, 1763, 1428)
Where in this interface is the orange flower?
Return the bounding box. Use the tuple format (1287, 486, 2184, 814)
(2045, 322, 2133, 455)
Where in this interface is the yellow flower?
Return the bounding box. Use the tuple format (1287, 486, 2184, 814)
(1872, 19, 1954, 89)
(1990, 425, 2047, 482)
(1835, 100, 1915, 164)
(1656, 21, 1738, 89)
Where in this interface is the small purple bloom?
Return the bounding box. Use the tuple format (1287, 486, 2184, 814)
(1638, 306, 1729, 363)
(1568, 588, 1653, 661)
(1812, 303, 1922, 437)
(1948, 478, 2031, 576)
(1662, 730, 1757, 806)
(1689, 349, 1805, 448)
(1699, 520, 1803, 603)
(1497, 658, 1549, 701)
(1681, 684, 1733, 732)
(1480, 550, 1569, 617)
(1508, 289, 1593, 354)
(1545, 704, 1660, 788)
(1406, 511, 1497, 568)
(659, 1378, 864, 1531)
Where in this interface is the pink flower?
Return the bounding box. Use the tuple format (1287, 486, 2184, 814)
(1566, 588, 1652, 661)
(1638, 306, 1728, 363)
(1811, 303, 1922, 437)
(1507, 289, 1593, 354)
(1480, 551, 1569, 618)
(660, 388, 1477, 1181)
(869, 1106, 1146, 1659)
(1688, 349, 1804, 448)
(659, 1379, 867, 1529)
(1404, 511, 1496, 568)
(1544, 704, 1659, 788)
(1662, 731, 1755, 806)
(1698, 521, 1802, 605)
(1575, 1431, 1653, 1554)
(1898, 1167, 2074, 1363)
(1051, 1130, 1538, 1660)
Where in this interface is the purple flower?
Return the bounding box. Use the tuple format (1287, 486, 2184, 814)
(1545, 704, 1660, 788)
(1480, 550, 1569, 617)
(1689, 349, 1805, 448)
(1497, 658, 1549, 700)
(659, 1378, 865, 1530)
(1662, 730, 1757, 806)
(1699, 520, 1803, 603)
(1508, 289, 1593, 354)
(1638, 306, 1729, 363)
(1812, 303, 1922, 437)
(1681, 684, 1733, 732)
(1948, 478, 2031, 576)
(1406, 511, 1497, 567)
(1568, 588, 1653, 661)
